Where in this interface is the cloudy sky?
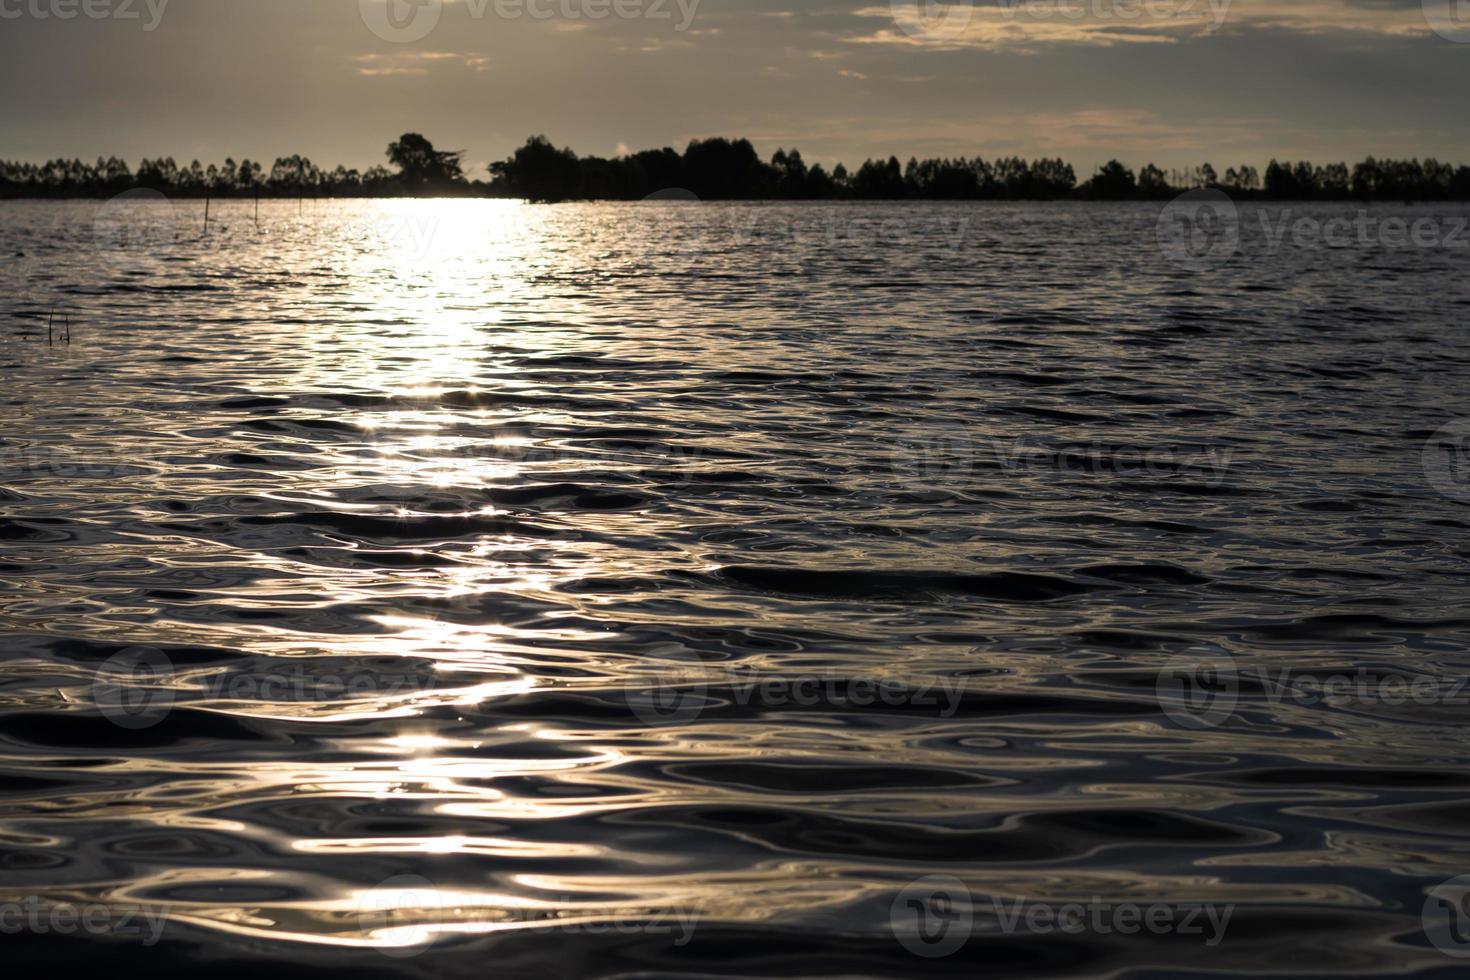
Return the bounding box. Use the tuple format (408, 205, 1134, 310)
(1, 0, 1465, 175)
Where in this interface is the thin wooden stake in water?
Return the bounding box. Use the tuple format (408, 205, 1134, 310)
(203, 197, 210, 237)
(64, 314, 71, 345)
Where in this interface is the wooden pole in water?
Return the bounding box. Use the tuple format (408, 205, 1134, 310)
(64, 314, 70, 345)
(203, 196, 210, 236)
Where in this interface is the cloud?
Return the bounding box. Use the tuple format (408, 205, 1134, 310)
(849, 0, 1438, 52)
(352, 52, 491, 77)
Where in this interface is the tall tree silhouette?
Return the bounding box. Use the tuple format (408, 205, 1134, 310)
(488, 135, 581, 202)
(387, 133, 466, 194)
(1088, 160, 1137, 199)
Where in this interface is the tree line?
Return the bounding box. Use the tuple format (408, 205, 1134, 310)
(0, 134, 472, 200)
(4, 133, 1469, 202)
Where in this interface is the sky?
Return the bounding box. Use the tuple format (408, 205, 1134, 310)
(0, 0, 1466, 176)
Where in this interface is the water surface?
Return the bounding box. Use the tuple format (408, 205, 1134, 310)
(2, 199, 1470, 976)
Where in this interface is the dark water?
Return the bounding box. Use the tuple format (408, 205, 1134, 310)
(3, 198, 1470, 977)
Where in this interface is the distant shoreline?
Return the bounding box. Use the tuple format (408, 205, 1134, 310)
(5, 133, 1468, 203)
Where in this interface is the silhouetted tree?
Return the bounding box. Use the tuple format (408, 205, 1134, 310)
(852, 156, 906, 199)
(772, 148, 811, 198)
(626, 147, 684, 196)
(490, 136, 581, 202)
(1223, 164, 1259, 192)
(1088, 160, 1136, 199)
(682, 138, 773, 199)
(1031, 158, 1076, 197)
(387, 133, 465, 193)
(1317, 162, 1349, 197)
(1138, 163, 1169, 198)
(831, 163, 850, 192)
(1264, 159, 1294, 198)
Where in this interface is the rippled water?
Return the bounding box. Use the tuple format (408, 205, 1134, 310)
(3, 198, 1470, 977)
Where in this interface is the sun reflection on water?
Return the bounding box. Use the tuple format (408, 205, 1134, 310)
(5, 200, 1470, 969)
